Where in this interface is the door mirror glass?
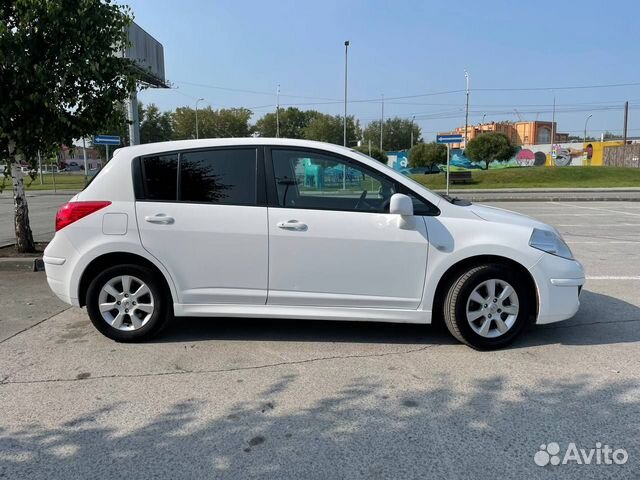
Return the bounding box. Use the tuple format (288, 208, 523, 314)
(389, 193, 413, 216)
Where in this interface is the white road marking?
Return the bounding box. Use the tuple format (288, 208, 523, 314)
(586, 276, 640, 280)
(551, 202, 640, 217)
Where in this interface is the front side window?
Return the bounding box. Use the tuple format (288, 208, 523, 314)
(179, 148, 257, 205)
(271, 149, 396, 213)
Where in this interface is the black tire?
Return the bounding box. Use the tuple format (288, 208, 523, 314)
(86, 264, 172, 342)
(443, 264, 533, 350)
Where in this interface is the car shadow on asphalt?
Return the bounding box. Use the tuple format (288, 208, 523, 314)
(155, 289, 639, 350)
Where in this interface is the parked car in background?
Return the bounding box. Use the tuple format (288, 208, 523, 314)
(44, 138, 584, 350)
(60, 165, 83, 172)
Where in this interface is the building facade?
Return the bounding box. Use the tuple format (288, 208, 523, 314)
(58, 145, 104, 170)
(440, 121, 569, 148)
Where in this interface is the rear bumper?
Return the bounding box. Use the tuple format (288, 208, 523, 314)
(529, 255, 585, 325)
(43, 232, 81, 307)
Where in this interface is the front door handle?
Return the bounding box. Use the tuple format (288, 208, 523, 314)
(277, 220, 308, 231)
(145, 214, 175, 225)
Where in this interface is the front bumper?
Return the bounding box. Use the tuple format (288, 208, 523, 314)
(529, 254, 585, 325)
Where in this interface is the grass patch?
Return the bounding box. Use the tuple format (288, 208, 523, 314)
(1, 173, 86, 191)
(411, 167, 640, 189)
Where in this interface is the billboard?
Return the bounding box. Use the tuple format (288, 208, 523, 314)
(123, 22, 166, 87)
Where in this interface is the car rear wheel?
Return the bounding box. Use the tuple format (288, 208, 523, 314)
(443, 264, 532, 350)
(86, 264, 172, 342)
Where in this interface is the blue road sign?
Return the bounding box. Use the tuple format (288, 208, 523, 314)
(436, 134, 463, 144)
(93, 135, 121, 146)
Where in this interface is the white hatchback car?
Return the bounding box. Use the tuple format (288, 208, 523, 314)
(44, 138, 585, 349)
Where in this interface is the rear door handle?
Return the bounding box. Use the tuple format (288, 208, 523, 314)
(277, 220, 308, 231)
(145, 214, 175, 225)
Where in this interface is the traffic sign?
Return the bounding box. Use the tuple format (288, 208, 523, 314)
(93, 135, 121, 146)
(436, 134, 463, 144)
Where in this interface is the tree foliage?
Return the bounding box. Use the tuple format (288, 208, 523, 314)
(140, 104, 173, 144)
(363, 117, 422, 151)
(353, 145, 388, 163)
(253, 107, 320, 138)
(172, 107, 252, 140)
(408, 142, 447, 167)
(303, 114, 361, 146)
(1, 0, 141, 251)
(465, 132, 516, 169)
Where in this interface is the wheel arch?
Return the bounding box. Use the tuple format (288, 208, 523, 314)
(78, 252, 175, 307)
(431, 255, 539, 325)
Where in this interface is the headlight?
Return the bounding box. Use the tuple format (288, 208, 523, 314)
(529, 228, 574, 260)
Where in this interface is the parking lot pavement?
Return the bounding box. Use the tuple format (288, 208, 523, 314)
(0, 201, 638, 479)
(0, 192, 75, 247)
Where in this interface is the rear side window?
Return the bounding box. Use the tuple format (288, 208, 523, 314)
(142, 154, 178, 201)
(179, 148, 257, 205)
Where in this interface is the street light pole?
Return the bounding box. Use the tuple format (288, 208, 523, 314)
(195, 98, 205, 139)
(464, 70, 470, 148)
(584, 114, 593, 142)
(343, 41, 349, 147)
(380, 94, 384, 152)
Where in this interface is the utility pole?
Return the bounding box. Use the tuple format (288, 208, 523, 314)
(195, 98, 205, 139)
(623, 101, 629, 144)
(82, 137, 88, 185)
(343, 41, 349, 146)
(380, 94, 384, 152)
(464, 70, 470, 148)
(127, 91, 140, 146)
(410, 115, 415, 149)
(550, 95, 556, 156)
(276, 85, 280, 138)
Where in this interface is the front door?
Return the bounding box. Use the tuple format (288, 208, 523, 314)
(266, 148, 429, 309)
(135, 147, 268, 305)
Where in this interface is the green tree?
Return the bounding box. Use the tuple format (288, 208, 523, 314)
(140, 103, 173, 144)
(353, 145, 388, 163)
(253, 107, 320, 138)
(409, 142, 447, 168)
(363, 117, 422, 151)
(303, 113, 361, 146)
(173, 107, 252, 139)
(1, 0, 139, 252)
(465, 132, 515, 169)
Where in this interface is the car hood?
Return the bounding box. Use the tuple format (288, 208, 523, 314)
(467, 203, 553, 231)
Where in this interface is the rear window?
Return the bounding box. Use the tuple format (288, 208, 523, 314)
(179, 148, 257, 205)
(141, 154, 178, 201)
(138, 148, 257, 205)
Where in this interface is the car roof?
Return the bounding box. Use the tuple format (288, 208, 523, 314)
(112, 138, 357, 159)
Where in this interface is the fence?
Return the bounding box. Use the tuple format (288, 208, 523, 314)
(604, 144, 640, 168)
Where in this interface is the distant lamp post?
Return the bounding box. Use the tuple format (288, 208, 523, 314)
(195, 98, 205, 139)
(584, 114, 593, 142)
(343, 40, 350, 147)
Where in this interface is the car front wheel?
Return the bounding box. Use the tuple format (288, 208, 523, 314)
(443, 264, 533, 350)
(86, 264, 172, 342)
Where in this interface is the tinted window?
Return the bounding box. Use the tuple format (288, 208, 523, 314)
(272, 149, 396, 213)
(179, 148, 257, 205)
(142, 154, 178, 201)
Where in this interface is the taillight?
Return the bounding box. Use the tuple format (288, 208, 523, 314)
(55, 201, 111, 231)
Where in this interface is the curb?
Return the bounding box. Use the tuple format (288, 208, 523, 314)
(458, 196, 640, 202)
(0, 257, 44, 272)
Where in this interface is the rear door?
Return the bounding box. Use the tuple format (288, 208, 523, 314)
(135, 147, 269, 305)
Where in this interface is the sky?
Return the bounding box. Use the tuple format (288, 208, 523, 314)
(123, 0, 640, 141)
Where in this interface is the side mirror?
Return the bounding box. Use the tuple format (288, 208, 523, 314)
(389, 193, 413, 216)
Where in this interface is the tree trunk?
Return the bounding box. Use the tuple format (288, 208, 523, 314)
(11, 161, 35, 253)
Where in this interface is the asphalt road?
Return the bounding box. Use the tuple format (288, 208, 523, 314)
(0, 192, 74, 247)
(1, 201, 638, 479)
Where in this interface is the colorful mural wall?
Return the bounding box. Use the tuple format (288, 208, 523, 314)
(388, 141, 625, 171)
